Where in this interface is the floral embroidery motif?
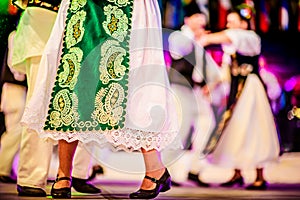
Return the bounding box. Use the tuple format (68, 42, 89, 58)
(99, 40, 127, 84)
(70, 0, 87, 12)
(103, 4, 129, 42)
(107, 14, 118, 34)
(107, 0, 130, 7)
(65, 11, 86, 49)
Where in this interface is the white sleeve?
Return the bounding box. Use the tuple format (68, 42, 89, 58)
(7, 31, 26, 81)
(168, 31, 194, 60)
(224, 29, 261, 56)
(260, 68, 282, 100)
(7, 31, 15, 69)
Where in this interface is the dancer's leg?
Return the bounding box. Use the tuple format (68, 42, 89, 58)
(140, 148, 165, 190)
(53, 140, 78, 188)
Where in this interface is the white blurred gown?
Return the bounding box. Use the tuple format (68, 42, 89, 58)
(207, 29, 280, 169)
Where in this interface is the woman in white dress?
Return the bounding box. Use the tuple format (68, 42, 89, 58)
(198, 4, 280, 190)
(21, 0, 179, 198)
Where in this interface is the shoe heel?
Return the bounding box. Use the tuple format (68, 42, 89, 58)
(238, 177, 244, 187)
(51, 177, 71, 199)
(220, 176, 244, 187)
(129, 168, 171, 199)
(160, 177, 171, 192)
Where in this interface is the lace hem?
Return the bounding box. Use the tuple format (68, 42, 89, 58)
(21, 118, 180, 152)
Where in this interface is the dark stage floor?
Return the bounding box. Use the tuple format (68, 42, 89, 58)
(1, 152, 300, 200)
(0, 181, 300, 199)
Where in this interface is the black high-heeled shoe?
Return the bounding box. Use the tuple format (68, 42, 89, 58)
(87, 165, 104, 181)
(51, 177, 71, 199)
(220, 176, 244, 187)
(129, 168, 171, 199)
(246, 180, 268, 190)
(188, 172, 210, 187)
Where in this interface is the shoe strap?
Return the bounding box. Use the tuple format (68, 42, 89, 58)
(55, 177, 71, 182)
(144, 175, 159, 184)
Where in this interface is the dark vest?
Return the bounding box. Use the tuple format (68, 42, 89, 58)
(227, 52, 260, 109)
(235, 52, 259, 75)
(0, 49, 27, 87)
(169, 49, 196, 88)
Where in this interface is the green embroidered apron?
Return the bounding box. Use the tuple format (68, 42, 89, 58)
(44, 0, 133, 132)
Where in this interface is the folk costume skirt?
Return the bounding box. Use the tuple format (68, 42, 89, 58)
(21, 0, 179, 152)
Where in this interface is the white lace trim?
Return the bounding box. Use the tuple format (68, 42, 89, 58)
(21, 114, 180, 152)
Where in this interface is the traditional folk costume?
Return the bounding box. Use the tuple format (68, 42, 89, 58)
(21, 0, 179, 152)
(203, 29, 280, 169)
(11, 0, 103, 190)
(166, 22, 224, 182)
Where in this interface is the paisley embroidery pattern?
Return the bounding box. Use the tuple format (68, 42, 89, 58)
(99, 40, 127, 84)
(44, 0, 133, 131)
(92, 82, 125, 129)
(58, 47, 83, 90)
(103, 4, 129, 42)
(49, 89, 78, 129)
(65, 11, 86, 49)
